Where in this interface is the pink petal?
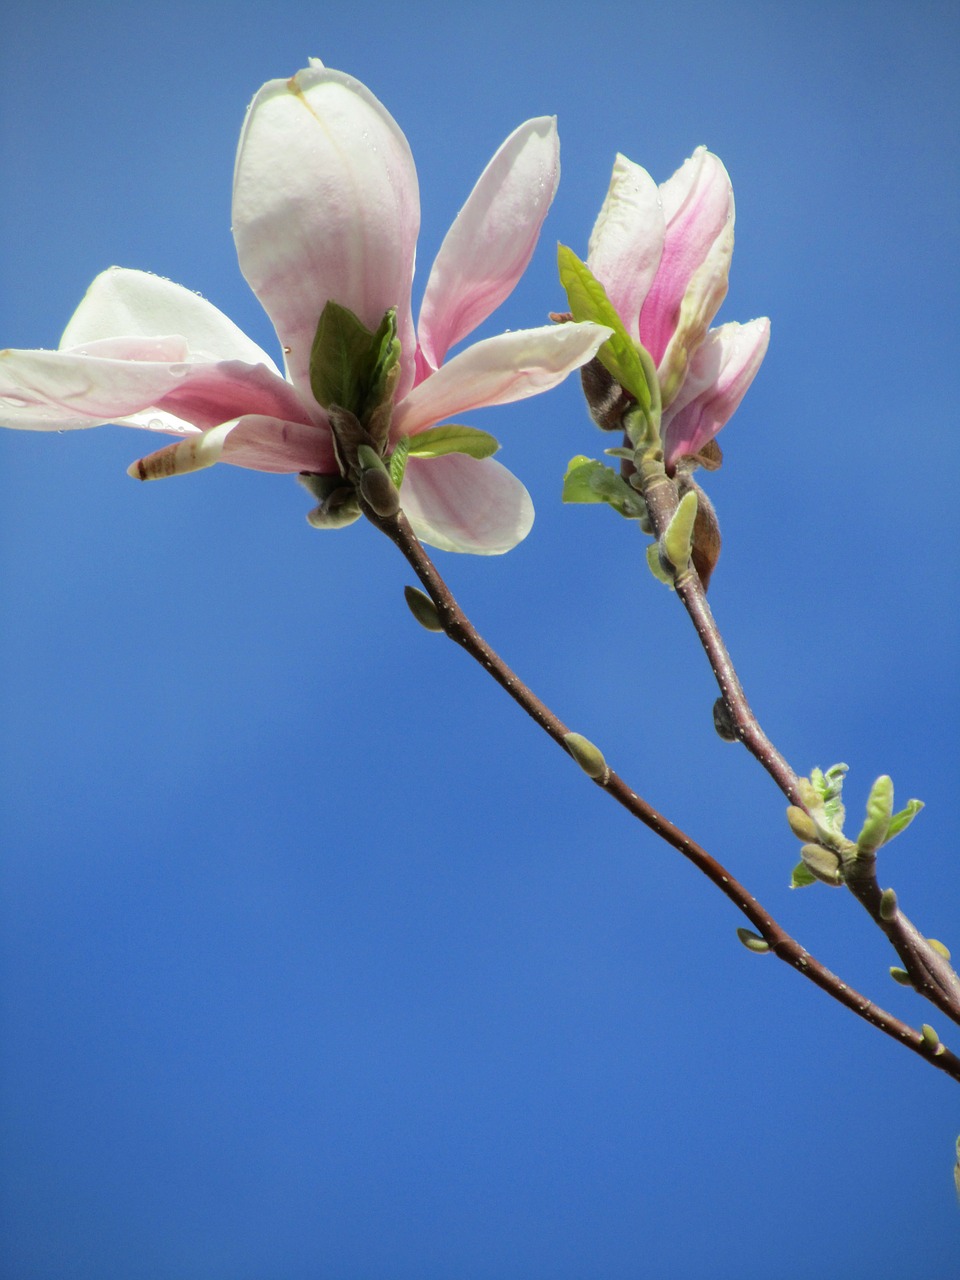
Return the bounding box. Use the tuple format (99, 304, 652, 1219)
(639, 148, 734, 364)
(401, 453, 534, 554)
(153, 361, 313, 431)
(586, 154, 664, 338)
(392, 322, 611, 438)
(232, 64, 420, 412)
(662, 318, 770, 465)
(417, 117, 560, 372)
(60, 267, 282, 370)
(128, 414, 336, 480)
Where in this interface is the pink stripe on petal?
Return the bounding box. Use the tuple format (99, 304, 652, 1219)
(417, 117, 560, 371)
(639, 149, 734, 363)
(662, 318, 770, 465)
(401, 453, 533, 554)
(154, 360, 314, 431)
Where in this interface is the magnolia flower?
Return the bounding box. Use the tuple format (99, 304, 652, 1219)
(0, 62, 609, 554)
(587, 146, 769, 468)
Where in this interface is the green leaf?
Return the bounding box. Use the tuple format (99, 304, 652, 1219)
(790, 861, 818, 889)
(309, 302, 400, 424)
(388, 436, 409, 489)
(562, 456, 645, 518)
(883, 798, 924, 844)
(661, 489, 699, 574)
(405, 424, 500, 460)
(557, 245, 656, 423)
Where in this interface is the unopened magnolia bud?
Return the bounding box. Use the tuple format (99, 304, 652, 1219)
(580, 357, 634, 432)
(736, 928, 770, 954)
(712, 698, 738, 742)
(921, 1024, 943, 1054)
(889, 967, 913, 987)
(800, 843, 844, 887)
(360, 466, 401, 518)
(403, 585, 443, 633)
(563, 732, 608, 781)
(786, 806, 819, 843)
(879, 888, 898, 921)
(928, 938, 952, 961)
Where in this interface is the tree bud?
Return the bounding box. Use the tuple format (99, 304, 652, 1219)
(786, 806, 819, 843)
(563, 732, 608, 781)
(360, 466, 401, 518)
(928, 938, 952, 961)
(712, 698, 738, 742)
(921, 1024, 943, 1054)
(879, 888, 898, 921)
(736, 928, 770, 953)
(799, 843, 844, 887)
(403, 585, 444, 633)
(889, 967, 913, 987)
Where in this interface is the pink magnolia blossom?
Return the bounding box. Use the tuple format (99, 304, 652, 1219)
(587, 147, 769, 468)
(0, 62, 609, 554)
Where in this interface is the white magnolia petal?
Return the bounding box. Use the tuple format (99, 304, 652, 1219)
(233, 64, 420, 409)
(393, 322, 611, 438)
(127, 413, 336, 479)
(60, 267, 281, 371)
(0, 346, 196, 431)
(587, 154, 664, 336)
(418, 117, 560, 370)
(401, 453, 534, 554)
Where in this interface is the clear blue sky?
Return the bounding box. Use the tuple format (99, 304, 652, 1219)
(2, 2, 959, 1275)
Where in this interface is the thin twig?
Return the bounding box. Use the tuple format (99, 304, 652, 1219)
(362, 503, 960, 1083)
(638, 465, 960, 1027)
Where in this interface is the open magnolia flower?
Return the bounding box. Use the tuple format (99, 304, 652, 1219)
(587, 146, 769, 468)
(0, 62, 609, 554)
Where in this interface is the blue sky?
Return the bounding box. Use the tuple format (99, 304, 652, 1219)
(2, 2, 959, 1275)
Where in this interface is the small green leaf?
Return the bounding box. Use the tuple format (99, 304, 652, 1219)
(405, 424, 500, 460)
(557, 245, 656, 426)
(856, 774, 894, 855)
(310, 300, 380, 416)
(790, 861, 818, 889)
(388, 436, 409, 489)
(561, 456, 645, 518)
(883, 798, 924, 844)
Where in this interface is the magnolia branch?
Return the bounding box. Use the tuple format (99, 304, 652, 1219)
(363, 502, 960, 1084)
(638, 466, 960, 1028)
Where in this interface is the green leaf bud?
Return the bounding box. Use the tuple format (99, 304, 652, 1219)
(921, 1024, 943, 1054)
(305, 486, 362, 530)
(889, 966, 913, 987)
(856, 774, 894, 855)
(786, 806, 819, 843)
(736, 927, 770, 953)
(879, 888, 898, 920)
(659, 489, 699, 576)
(403, 585, 444, 633)
(360, 466, 401, 519)
(800, 843, 844, 887)
(646, 542, 676, 588)
(563, 732, 608, 781)
(928, 938, 952, 961)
